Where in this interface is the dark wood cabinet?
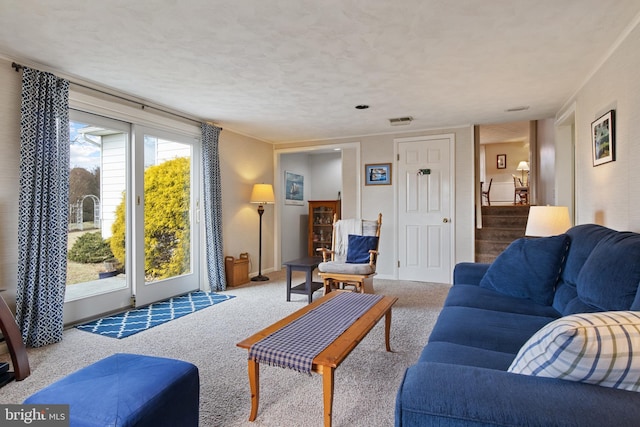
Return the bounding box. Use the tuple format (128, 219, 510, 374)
(308, 200, 341, 256)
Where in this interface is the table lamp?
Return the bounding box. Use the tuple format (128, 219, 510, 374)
(525, 206, 571, 237)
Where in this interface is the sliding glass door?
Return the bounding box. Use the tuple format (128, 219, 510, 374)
(131, 126, 200, 307)
(64, 110, 132, 324)
(64, 112, 201, 324)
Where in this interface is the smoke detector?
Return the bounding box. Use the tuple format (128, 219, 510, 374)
(389, 116, 413, 126)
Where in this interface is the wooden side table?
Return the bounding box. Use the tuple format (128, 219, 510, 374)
(283, 257, 323, 304)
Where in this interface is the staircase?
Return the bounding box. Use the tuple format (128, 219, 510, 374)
(475, 205, 530, 263)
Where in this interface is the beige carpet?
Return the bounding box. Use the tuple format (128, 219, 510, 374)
(0, 271, 450, 427)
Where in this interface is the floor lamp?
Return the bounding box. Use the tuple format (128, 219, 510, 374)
(250, 184, 275, 281)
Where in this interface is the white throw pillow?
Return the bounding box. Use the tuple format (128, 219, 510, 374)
(508, 311, 640, 392)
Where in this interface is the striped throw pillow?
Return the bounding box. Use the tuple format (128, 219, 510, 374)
(508, 311, 640, 392)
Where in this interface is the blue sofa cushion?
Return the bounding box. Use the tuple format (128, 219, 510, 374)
(479, 234, 570, 306)
(419, 341, 515, 370)
(346, 234, 378, 264)
(563, 224, 616, 286)
(576, 232, 640, 311)
(509, 311, 640, 392)
(396, 362, 640, 427)
(445, 284, 561, 318)
(428, 306, 557, 354)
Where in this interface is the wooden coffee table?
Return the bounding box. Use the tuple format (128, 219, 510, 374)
(236, 292, 398, 427)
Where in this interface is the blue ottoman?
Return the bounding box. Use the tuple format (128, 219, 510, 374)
(24, 353, 199, 427)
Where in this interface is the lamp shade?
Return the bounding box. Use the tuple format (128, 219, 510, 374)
(250, 184, 275, 204)
(525, 206, 571, 237)
(516, 161, 530, 171)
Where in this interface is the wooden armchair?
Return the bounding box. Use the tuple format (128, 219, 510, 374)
(481, 178, 492, 206)
(513, 175, 528, 205)
(316, 213, 382, 294)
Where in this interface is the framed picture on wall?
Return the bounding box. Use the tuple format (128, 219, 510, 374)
(592, 110, 615, 166)
(497, 154, 507, 169)
(365, 163, 392, 185)
(284, 171, 304, 205)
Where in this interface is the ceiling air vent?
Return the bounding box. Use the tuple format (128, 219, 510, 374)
(389, 116, 413, 126)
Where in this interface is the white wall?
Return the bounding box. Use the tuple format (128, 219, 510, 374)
(278, 151, 342, 263)
(309, 152, 341, 201)
(274, 125, 475, 281)
(279, 153, 311, 262)
(557, 19, 640, 231)
(536, 118, 556, 205)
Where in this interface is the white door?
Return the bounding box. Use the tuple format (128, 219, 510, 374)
(397, 135, 454, 284)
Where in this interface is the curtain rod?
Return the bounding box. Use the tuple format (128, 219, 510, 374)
(11, 61, 221, 129)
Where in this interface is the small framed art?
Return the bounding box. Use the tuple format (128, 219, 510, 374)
(497, 154, 506, 169)
(284, 171, 304, 205)
(365, 163, 392, 185)
(592, 110, 615, 166)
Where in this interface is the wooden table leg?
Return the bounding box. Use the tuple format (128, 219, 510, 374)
(248, 359, 259, 421)
(322, 366, 335, 427)
(384, 309, 393, 352)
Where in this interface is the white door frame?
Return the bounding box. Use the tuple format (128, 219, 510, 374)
(393, 134, 456, 282)
(273, 142, 361, 270)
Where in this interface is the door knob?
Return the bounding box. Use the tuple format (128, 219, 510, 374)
(443, 218, 450, 223)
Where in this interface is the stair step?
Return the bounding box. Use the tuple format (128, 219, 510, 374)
(475, 205, 532, 264)
(476, 227, 525, 241)
(482, 215, 528, 228)
(475, 254, 496, 264)
(475, 240, 512, 255)
(482, 205, 531, 216)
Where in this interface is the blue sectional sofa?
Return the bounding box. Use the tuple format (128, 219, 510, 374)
(395, 224, 640, 426)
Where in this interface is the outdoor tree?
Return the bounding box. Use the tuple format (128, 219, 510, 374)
(69, 167, 101, 222)
(110, 157, 191, 280)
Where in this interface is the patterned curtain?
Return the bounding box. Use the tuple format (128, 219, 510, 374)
(201, 123, 226, 291)
(16, 68, 70, 347)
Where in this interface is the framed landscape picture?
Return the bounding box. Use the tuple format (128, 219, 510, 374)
(284, 171, 304, 205)
(365, 163, 392, 185)
(592, 110, 615, 166)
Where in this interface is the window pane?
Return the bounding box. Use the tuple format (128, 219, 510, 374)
(143, 136, 192, 283)
(66, 120, 127, 300)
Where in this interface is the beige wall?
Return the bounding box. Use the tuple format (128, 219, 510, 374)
(483, 141, 530, 203)
(217, 130, 275, 277)
(558, 21, 640, 231)
(0, 59, 22, 310)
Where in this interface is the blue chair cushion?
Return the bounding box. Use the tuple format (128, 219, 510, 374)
(479, 234, 570, 306)
(346, 234, 378, 264)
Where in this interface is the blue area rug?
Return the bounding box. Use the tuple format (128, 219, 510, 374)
(76, 291, 235, 338)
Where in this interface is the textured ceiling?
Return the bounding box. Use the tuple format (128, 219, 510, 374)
(1, 1, 639, 143)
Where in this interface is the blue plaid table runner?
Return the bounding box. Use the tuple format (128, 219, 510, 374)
(248, 293, 384, 375)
